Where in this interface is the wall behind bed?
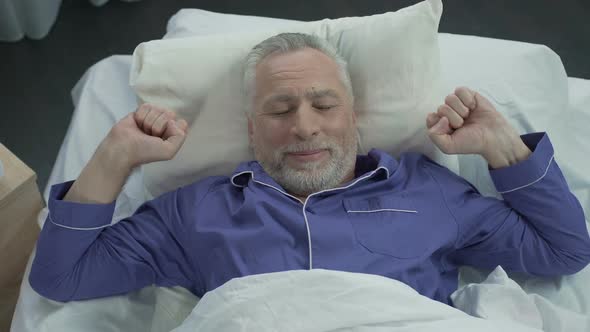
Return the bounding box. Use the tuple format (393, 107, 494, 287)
(0, 0, 588, 192)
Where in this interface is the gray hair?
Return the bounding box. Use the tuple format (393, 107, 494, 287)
(242, 32, 354, 116)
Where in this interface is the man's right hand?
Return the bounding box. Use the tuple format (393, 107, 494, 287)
(104, 104, 188, 170)
(63, 104, 187, 204)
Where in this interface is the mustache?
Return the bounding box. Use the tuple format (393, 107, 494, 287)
(281, 141, 334, 154)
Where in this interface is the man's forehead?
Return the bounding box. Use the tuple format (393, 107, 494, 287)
(256, 49, 341, 83)
(253, 48, 349, 104)
(263, 87, 342, 102)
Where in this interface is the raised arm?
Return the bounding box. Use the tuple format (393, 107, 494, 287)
(425, 87, 590, 275)
(30, 104, 194, 302)
(64, 104, 188, 205)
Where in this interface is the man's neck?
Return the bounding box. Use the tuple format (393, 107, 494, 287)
(290, 168, 356, 203)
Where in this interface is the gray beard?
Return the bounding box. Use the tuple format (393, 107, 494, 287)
(254, 133, 358, 197)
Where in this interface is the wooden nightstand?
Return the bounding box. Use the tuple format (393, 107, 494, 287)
(0, 143, 44, 332)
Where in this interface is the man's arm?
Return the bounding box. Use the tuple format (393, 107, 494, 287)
(425, 133, 590, 275)
(425, 87, 590, 275)
(30, 104, 194, 301)
(63, 104, 188, 205)
(30, 181, 202, 301)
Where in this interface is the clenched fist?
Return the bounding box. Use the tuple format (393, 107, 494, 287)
(103, 104, 188, 170)
(426, 87, 531, 169)
(64, 104, 188, 204)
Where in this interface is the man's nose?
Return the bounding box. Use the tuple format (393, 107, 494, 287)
(291, 104, 320, 140)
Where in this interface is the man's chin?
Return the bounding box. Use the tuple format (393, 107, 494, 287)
(284, 159, 328, 172)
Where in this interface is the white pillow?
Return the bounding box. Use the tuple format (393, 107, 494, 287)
(163, 10, 298, 39)
(162, 9, 571, 199)
(131, 0, 453, 197)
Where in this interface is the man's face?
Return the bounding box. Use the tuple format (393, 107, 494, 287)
(249, 47, 358, 197)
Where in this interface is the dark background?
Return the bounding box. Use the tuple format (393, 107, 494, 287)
(1, 0, 588, 191)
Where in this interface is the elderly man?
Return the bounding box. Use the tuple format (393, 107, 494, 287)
(30, 33, 590, 306)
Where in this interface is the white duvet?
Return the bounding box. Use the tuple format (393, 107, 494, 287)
(170, 268, 587, 332)
(13, 258, 590, 332)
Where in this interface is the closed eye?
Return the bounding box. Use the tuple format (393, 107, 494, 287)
(314, 104, 337, 110)
(271, 108, 293, 116)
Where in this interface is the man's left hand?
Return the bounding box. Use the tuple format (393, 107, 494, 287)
(426, 87, 532, 169)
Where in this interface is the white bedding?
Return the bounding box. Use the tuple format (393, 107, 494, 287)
(172, 268, 564, 332)
(10, 9, 590, 332)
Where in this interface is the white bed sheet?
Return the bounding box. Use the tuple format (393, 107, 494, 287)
(173, 268, 571, 332)
(11, 11, 590, 332)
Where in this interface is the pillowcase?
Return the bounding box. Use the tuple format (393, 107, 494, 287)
(160, 8, 573, 202)
(163, 9, 299, 39)
(130, 0, 453, 197)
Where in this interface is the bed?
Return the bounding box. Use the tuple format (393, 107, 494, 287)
(10, 7, 590, 332)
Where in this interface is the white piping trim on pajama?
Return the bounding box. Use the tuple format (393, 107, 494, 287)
(347, 208, 418, 214)
(48, 214, 111, 231)
(230, 166, 390, 270)
(498, 155, 554, 194)
(231, 171, 315, 270)
(301, 166, 390, 270)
